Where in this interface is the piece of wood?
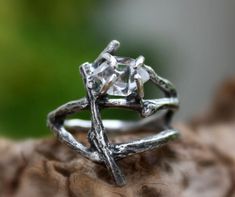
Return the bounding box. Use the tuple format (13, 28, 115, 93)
(1, 77, 235, 197)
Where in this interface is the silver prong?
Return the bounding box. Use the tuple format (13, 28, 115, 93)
(100, 73, 118, 95)
(105, 40, 120, 54)
(102, 53, 117, 68)
(134, 73, 144, 98)
(134, 55, 145, 69)
(94, 40, 120, 65)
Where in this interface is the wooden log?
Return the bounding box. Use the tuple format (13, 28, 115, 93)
(1, 77, 235, 197)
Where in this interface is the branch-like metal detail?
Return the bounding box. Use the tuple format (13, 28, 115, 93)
(47, 40, 180, 186)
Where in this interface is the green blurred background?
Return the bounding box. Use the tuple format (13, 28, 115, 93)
(1, 0, 234, 138)
(0, 0, 162, 138)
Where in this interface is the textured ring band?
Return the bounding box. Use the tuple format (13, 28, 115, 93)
(47, 40, 179, 186)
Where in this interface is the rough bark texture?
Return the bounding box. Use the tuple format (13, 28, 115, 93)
(1, 78, 235, 197)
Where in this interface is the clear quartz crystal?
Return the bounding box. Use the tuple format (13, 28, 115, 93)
(91, 61, 150, 96)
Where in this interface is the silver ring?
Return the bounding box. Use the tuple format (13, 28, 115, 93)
(47, 40, 180, 186)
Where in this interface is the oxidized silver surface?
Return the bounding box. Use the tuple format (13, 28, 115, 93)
(47, 40, 179, 186)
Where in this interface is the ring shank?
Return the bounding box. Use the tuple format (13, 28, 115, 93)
(48, 95, 179, 161)
(64, 110, 168, 133)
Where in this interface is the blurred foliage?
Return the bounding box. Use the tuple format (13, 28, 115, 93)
(0, 0, 106, 138)
(0, 0, 166, 138)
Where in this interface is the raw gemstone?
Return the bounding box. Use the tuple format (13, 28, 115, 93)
(91, 61, 150, 96)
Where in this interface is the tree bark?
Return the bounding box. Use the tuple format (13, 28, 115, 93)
(1, 78, 235, 197)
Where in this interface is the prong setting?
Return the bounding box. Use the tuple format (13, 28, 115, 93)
(134, 73, 144, 99)
(100, 73, 118, 95)
(134, 55, 145, 69)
